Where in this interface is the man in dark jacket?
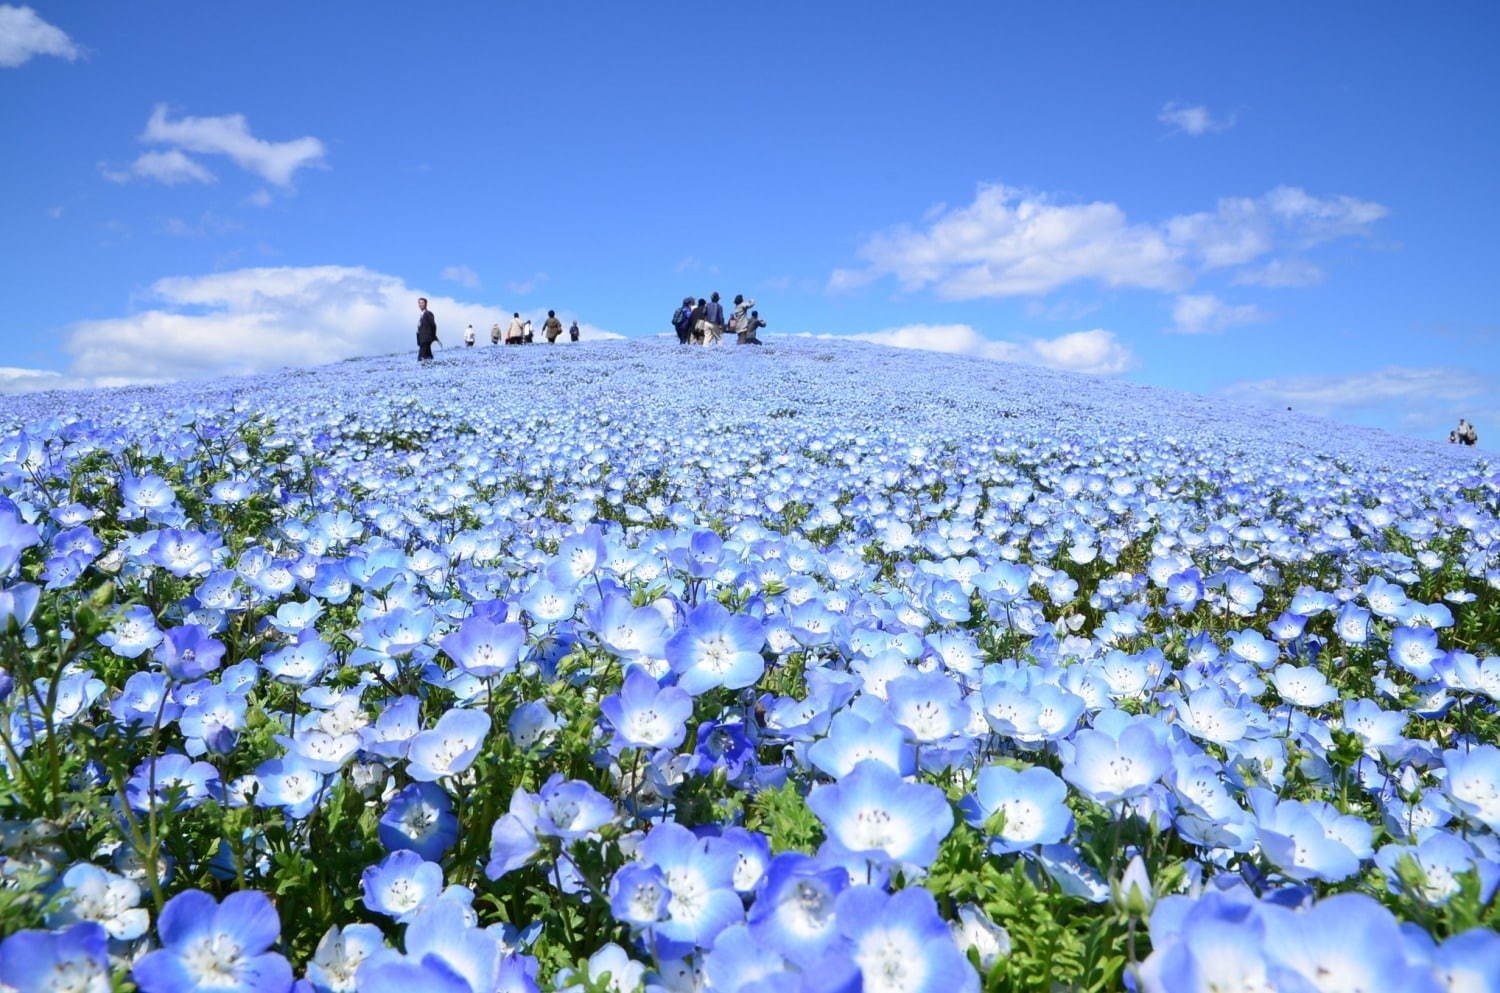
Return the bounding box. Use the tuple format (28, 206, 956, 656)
(416, 297, 438, 363)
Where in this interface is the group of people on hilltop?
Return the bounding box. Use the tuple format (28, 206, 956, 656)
(483, 311, 578, 347)
(415, 298, 579, 362)
(672, 292, 767, 345)
(1449, 418, 1479, 446)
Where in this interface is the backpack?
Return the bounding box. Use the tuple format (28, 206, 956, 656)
(672, 306, 692, 331)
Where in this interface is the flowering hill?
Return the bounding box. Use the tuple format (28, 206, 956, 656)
(0, 338, 1495, 993)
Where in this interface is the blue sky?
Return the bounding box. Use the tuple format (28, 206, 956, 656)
(3, 2, 1496, 443)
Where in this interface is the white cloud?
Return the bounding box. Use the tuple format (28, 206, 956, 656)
(442, 265, 481, 288)
(1169, 293, 1267, 334)
(140, 104, 325, 187)
(1232, 258, 1325, 288)
(508, 272, 548, 295)
(0, 5, 78, 67)
(1223, 367, 1495, 439)
(0, 365, 89, 394)
(57, 265, 518, 384)
(842, 323, 1134, 376)
(831, 184, 1386, 304)
(1158, 101, 1234, 136)
(130, 149, 216, 186)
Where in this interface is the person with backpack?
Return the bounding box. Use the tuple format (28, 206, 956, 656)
(1456, 418, 1479, 446)
(416, 297, 439, 363)
(729, 294, 756, 343)
(491, 322, 503, 345)
(672, 297, 695, 344)
(543, 310, 564, 343)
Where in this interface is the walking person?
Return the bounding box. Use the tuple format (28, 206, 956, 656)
(416, 297, 438, 363)
(689, 298, 708, 344)
(491, 322, 503, 345)
(569, 320, 580, 342)
(464, 323, 476, 348)
(505, 312, 526, 345)
(543, 310, 564, 343)
(729, 294, 756, 343)
(1456, 418, 1479, 446)
(703, 291, 726, 345)
(673, 297, 695, 344)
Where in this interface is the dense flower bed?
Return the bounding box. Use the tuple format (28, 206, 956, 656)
(0, 338, 1496, 993)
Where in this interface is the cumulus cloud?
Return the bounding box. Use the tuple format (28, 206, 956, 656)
(52, 266, 518, 385)
(441, 265, 481, 288)
(0, 366, 90, 394)
(1232, 258, 1325, 288)
(508, 272, 548, 295)
(1223, 366, 1495, 439)
(1158, 101, 1234, 136)
(1169, 294, 1267, 334)
(139, 104, 325, 187)
(0, 5, 77, 67)
(842, 324, 1134, 376)
(830, 183, 1386, 303)
(127, 149, 216, 186)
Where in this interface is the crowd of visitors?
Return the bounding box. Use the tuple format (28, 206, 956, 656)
(416, 291, 770, 362)
(671, 292, 766, 345)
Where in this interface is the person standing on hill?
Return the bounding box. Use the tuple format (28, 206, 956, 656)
(464, 323, 476, 347)
(505, 312, 526, 345)
(729, 294, 756, 343)
(673, 296, 695, 344)
(416, 297, 438, 363)
(703, 291, 726, 345)
(569, 320, 580, 342)
(543, 310, 564, 343)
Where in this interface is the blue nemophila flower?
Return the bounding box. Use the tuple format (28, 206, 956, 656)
(883, 668, 968, 744)
(362, 850, 444, 924)
(608, 861, 671, 929)
(360, 606, 435, 657)
(260, 630, 332, 686)
(517, 578, 577, 626)
(486, 787, 543, 880)
(1442, 745, 1500, 831)
(0, 581, 40, 631)
(379, 782, 459, 861)
(807, 759, 953, 872)
(99, 604, 164, 659)
(406, 708, 490, 782)
(252, 754, 326, 819)
(127, 752, 222, 813)
(1375, 832, 1499, 905)
(508, 699, 562, 751)
(0, 507, 42, 577)
(0, 921, 111, 993)
(178, 683, 249, 756)
(807, 709, 916, 779)
(557, 942, 649, 993)
(959, 764, 1073, 854)
(154, 623, 226, 682)
(1259, 892, 1437, 992)
(439, 614, 526, 678)
(46, 862, 149, 942)
(836, 885, 979, 993)
(599, 667, 692, 752)
(666, 599, 766, 694)
(536, 774, 616, 842)
(304, 923, 386, 993)
(360, 695, 422, 761)
(1390, 625, 1443, 680)
(746, 852, 848, 968)
(1060, 715, 1172, 805)
(358, 900, 536, 993)
(1270, 663, 1337, 708)
(1250, 789, 1372, 883)
(147, 528, 221, 578)
(692, 718, 758, 782)
(585, 593, 671, 660)
(110, 671, 182, 727)
(132, 889, 292, 993)
(633, 821, 744, 958)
